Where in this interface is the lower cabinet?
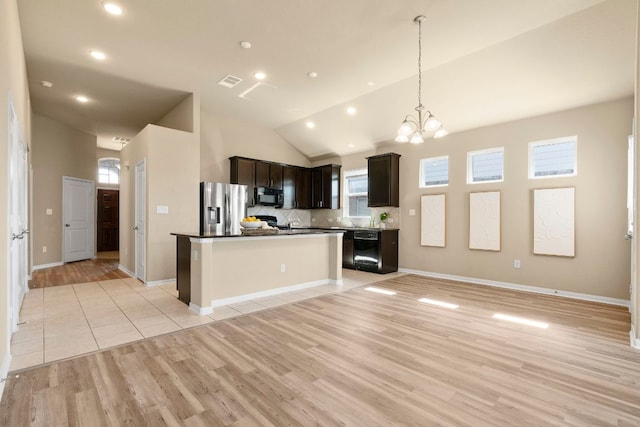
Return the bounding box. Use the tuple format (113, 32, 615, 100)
(176, 235, 191, 304)
(343, 229, 398, 274)
(342, 231, 354, 269)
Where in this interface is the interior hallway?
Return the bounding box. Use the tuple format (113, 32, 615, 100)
(29, 251, 128, 288)
(12, 260, 403, 372)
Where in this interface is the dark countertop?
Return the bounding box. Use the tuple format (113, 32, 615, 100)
(296, 226, 399, 232)
(171, 228, 345, 239)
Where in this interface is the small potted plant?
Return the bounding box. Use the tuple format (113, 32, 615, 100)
(379, 212, 389, 228)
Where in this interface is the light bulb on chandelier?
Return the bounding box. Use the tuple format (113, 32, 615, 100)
(395, 15, 447, 143)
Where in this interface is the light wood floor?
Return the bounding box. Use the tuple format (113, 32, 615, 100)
(29, 253, 128, 289)
(2, 274, 639, 426)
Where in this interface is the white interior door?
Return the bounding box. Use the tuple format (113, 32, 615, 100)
(63, 177, 94, 262)
(135, 160, 146, 281)
(7, 94, 28, 333)
(629, 132, 636, 317)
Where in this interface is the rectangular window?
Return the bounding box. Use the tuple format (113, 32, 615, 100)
(467, 147, 504, 184)
(420, 156, 448, 188)
(344, 169, 371, 218)
(529, 136, 577, 179)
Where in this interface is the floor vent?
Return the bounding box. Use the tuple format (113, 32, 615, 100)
(218, 74, 243, 88)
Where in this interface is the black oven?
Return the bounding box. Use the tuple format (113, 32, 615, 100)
(353, 230, 380, 272)
(255, 187, 284, 208)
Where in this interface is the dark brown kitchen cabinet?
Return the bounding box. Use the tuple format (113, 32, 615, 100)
(367, 153, 400, 207)
(312, 164, 341, 209)
(229, 156, 256, 206)
(342, 230, 354, 269)
(255, 161, 283, 189)
(295, 167, 312, 209)
(282, 165, 296, 209)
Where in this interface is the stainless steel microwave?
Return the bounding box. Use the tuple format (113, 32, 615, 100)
(255, 187, 284, 208)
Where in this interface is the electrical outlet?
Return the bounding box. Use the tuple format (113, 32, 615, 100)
(409, 209, 416, 216)
(280, 263, 286, 273)
(194, 250, 198, 261)
(46, 208, 52, 215)
(514, 259, 521, 269)
(42, 246, 47, 253)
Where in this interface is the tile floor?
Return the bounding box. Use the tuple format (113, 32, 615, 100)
(10, 269, 405, 372)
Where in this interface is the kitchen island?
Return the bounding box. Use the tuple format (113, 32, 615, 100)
(171, 229, 343, 315)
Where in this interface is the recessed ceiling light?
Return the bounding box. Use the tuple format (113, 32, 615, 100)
(307, 71, 318, 78)
(239, 41, 252, 49)
(102, 2, 123, 15)
(254, 71, 266, 80)
(346, 106, 357, 115)
(305, 121, 315, 129)
(367, 81, 375, 87)
(75, 95, 89, 103)
(40, 81, 53, 88)
(90, 50, 107, 60)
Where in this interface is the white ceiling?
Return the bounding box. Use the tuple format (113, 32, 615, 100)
(17, 0, 636, 157)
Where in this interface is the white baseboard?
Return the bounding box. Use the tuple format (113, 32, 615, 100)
(211, 278, 336, 308)
(631, 325, 640, 350)
(118, 264, 135, 277)
(0, 349, 12, 404)
(32, 262, 63, 271)
(399, 268, 630, 307)
(329, 279, 344, 286)
(145, 278, 176, 287)
(189, 302, 214, 315)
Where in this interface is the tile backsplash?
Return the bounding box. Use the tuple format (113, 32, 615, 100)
(247, 206, 400, 229)
(311, 207, 400, 229)
(247, 206, 311, 227)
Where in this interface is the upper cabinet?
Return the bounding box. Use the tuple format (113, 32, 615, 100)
(230, 156, 340, 210)
(229, 157, 256, 206)
(295, 167, 312, 209)
(282, 165, 297, 209)
(312, 164, 341, 209)
(255, 161, 283, 189)
(367, 153, 400, 207)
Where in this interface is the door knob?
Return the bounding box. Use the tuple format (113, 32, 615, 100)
(134, 226, 139, 230)
(11, 233, 24, 240)
(65, 224, 70, 227)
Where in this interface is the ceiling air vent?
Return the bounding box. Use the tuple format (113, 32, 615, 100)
(218, 74, 243, 88)
(112, 137, 130, 145)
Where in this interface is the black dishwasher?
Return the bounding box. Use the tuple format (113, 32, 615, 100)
(353, 230, 380, 272)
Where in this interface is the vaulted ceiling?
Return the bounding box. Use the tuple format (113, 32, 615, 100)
(18, 0, 636, 158)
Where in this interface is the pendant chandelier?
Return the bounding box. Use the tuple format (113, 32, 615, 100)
(395, 15, 447, 144)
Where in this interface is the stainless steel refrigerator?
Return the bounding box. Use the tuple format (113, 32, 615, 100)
(200, 182, 248, 235)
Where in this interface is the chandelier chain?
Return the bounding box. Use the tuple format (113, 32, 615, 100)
(417, 17, 422, 109)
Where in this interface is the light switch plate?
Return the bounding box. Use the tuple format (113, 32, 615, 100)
(46, 208, 52, 215)
(156, 205, 169, 214)
(409, 209, 416, 216)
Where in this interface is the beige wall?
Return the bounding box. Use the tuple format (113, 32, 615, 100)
(119, 125, 199, 282)
(31, 114, 97, 266)
(307, 98, 633, 301)
(156, 93, 199, 134)
(1, 0, 31, 385)
(394, 97, 632, 300)
(200, 109, 310, 183)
